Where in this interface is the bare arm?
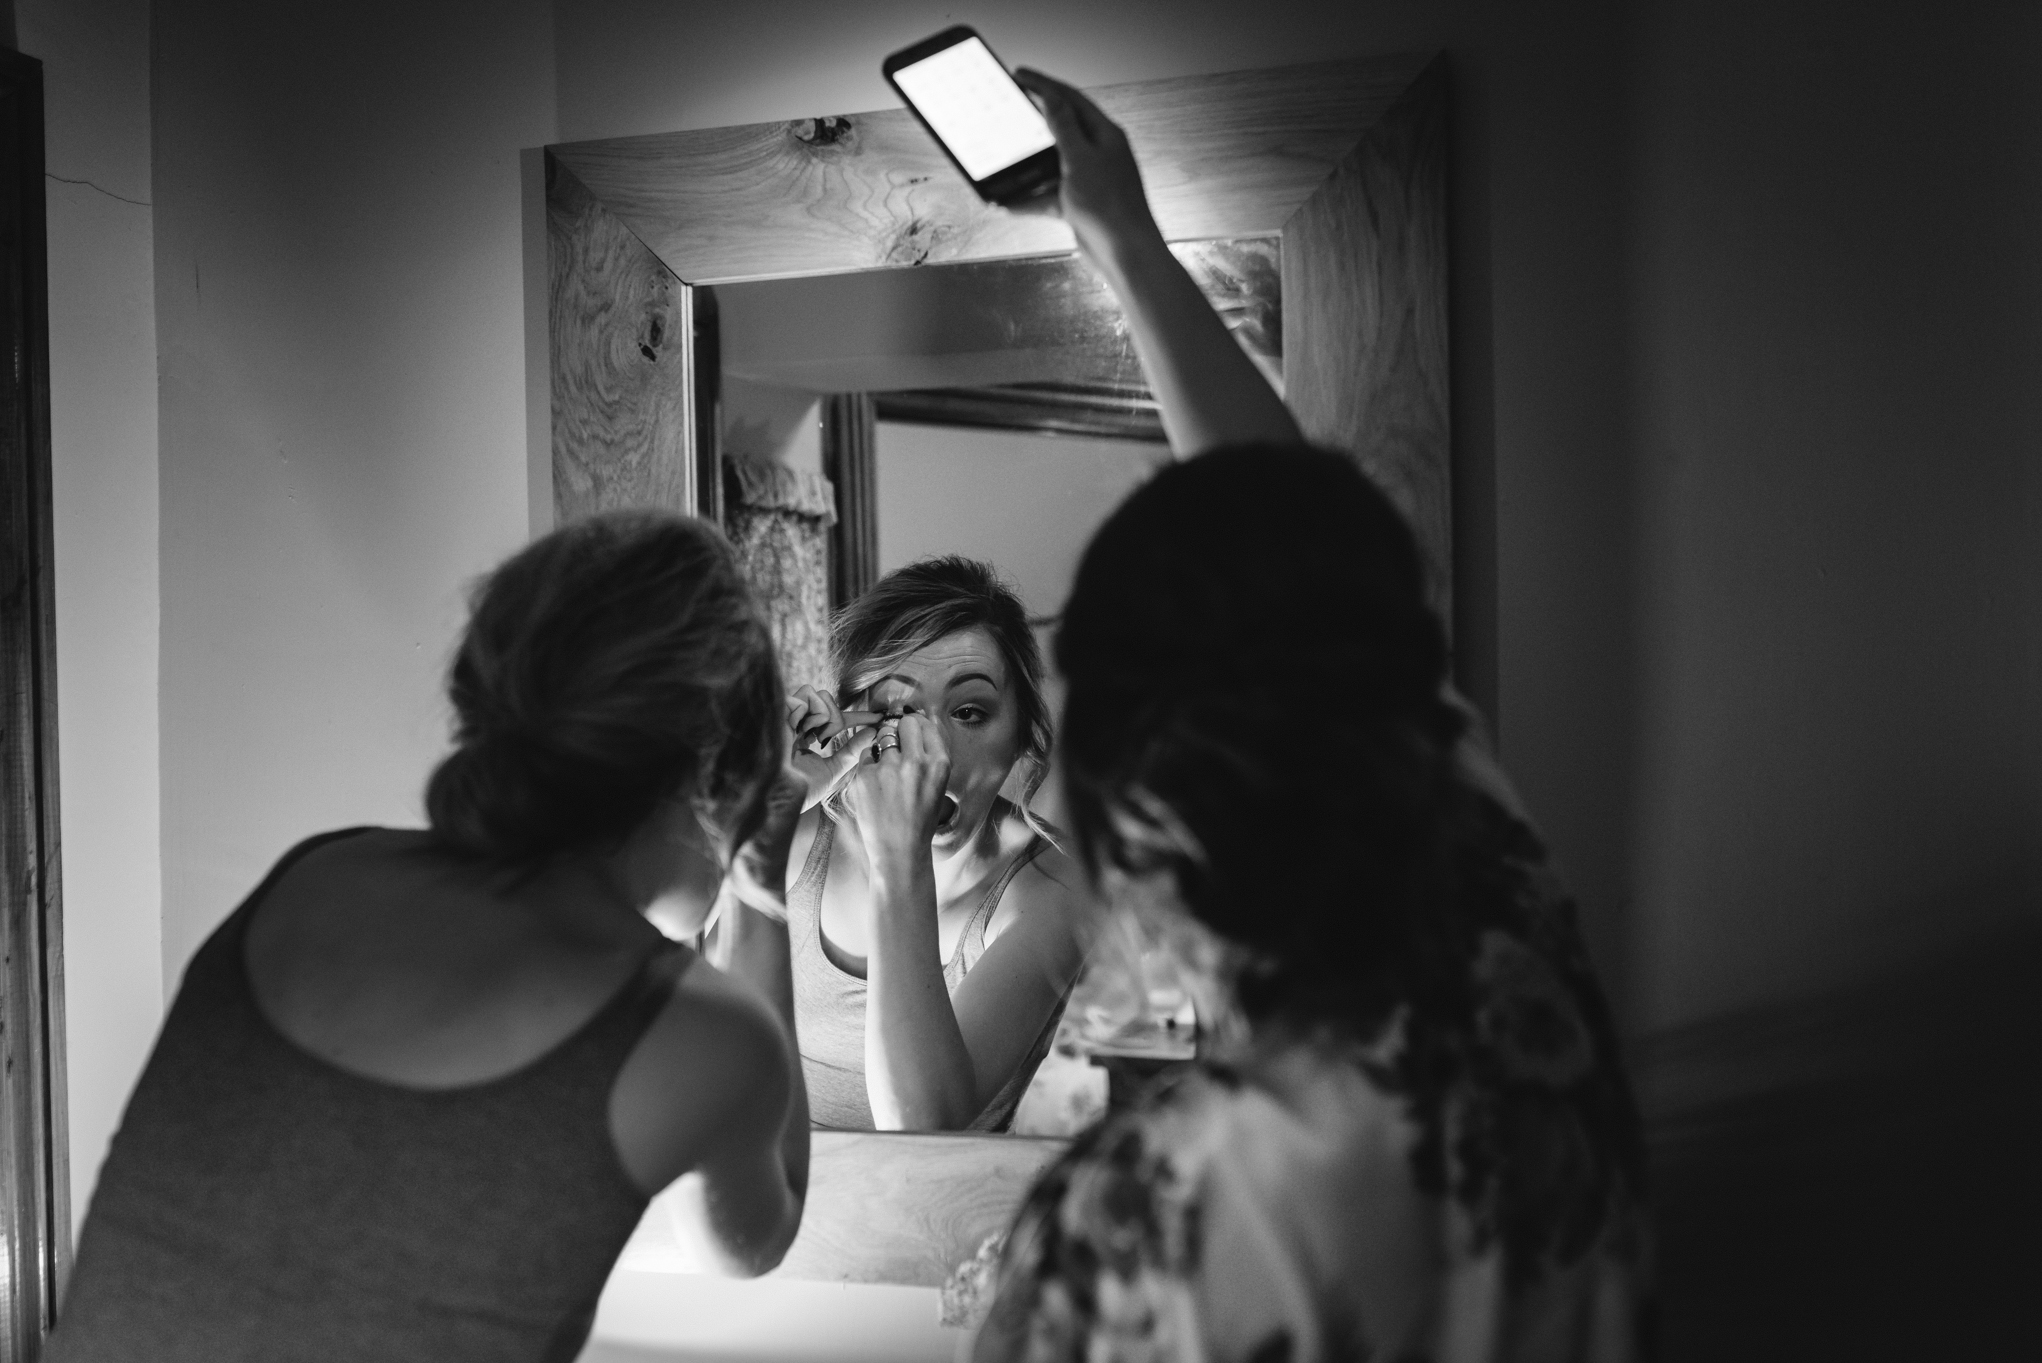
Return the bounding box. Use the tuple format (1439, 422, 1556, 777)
(712, 892, 810, 1200)
(1015, 68, 1303, 458)
(863, 839, 981, 1129)
(862, 859, 1082, 1130)
(945, 855, 1087, 1110)
(609, 966, 807, 1276)
(710, 765, 810, 1195)
(675, 999, 805, 1277)
(851, 714, 979, 1128)
(862, 839, 1085, 1130)
(847, 715, 1083, 1130)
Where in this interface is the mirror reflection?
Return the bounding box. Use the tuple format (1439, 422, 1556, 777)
(705, 246, 1279, 1136)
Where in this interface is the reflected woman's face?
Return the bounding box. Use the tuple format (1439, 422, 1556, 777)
(859, 626, 1024, 852)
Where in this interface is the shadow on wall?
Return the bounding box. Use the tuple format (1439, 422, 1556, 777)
(1643, 894, 2042, 1361)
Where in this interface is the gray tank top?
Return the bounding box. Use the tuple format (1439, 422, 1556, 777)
(788, 816, 1063, 1131)
(48, 828, 682, 1363)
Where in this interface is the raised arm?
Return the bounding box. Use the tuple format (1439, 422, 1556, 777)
(708, 890, 809, 1206)
(850, 713, 982, 1129)
(1014, 68, 1303, 458)
(842, 714, 1084, 1130)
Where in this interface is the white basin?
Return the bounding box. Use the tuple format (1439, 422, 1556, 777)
(575, 1130, 1061, 1362)
(577, 1267, 958, 1363)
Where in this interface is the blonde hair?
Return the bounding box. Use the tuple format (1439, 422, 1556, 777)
(827, 556, 1057, 848)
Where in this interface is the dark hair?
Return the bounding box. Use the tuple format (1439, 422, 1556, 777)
(1060, 446, 1650, 1292)
(831, 556, 1054, 822)
(1056, 444, 1464, 1035)
(425, 510, 783, 868)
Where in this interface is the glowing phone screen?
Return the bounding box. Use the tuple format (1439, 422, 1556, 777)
(892, 37, 1055, 182)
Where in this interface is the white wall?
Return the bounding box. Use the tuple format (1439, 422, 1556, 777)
(151, 0, 557, 991)
(876, 421, 1164, 620)
(19, 0, 163, 1239)
(724, 375, 822, 475)
(552, 0, 1457, 143)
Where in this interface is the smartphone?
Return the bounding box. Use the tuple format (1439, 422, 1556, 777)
(883, 26, 1060, 206)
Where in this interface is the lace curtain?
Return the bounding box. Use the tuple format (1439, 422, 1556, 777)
(724, 457, 837, 695)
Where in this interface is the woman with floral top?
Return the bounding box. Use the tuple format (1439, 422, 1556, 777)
(960, 71, 1650, 1362)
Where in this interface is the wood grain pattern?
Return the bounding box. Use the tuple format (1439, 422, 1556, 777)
(719, 238, 1277, 397)
(547, 154, 695, 522)
(1282, 55, 1451, 618)
(550, 54, 1431, 285)
(0, 46, 69, 1351)
(615, 1131, 1065, 1287)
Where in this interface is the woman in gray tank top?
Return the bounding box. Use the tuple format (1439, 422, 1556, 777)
(49, 513, 811, 1362)
(720, 557, 1088, 1131)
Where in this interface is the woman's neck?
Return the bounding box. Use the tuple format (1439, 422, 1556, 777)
(936, 801, 1013, 891)
(506, 851, 666, 950)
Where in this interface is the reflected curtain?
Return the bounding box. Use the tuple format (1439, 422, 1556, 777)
(724, 457, 837, 694)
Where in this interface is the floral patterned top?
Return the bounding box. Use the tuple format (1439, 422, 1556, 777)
(968, 729, 1651, 1363)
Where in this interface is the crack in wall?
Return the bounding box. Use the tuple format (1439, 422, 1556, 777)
(46, 173, 151, 208)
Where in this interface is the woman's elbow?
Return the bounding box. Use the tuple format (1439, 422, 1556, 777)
(711, 1189, 805, 1278)
(870, 1090, 976, 1132)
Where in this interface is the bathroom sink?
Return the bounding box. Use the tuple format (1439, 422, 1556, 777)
(577, 1267, 958, 1363)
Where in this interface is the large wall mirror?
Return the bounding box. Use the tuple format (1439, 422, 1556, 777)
(538, 49, 1445, 1353)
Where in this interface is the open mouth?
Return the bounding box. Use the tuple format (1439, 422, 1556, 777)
(935, 795, 960, 833)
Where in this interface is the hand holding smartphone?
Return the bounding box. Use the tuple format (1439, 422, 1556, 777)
(883, 26, 1060, 206)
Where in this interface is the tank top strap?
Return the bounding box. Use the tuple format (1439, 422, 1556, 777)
(946, 834, 1050, 983)
(216, 825, 383, 947)
(221, 826, 690, 1095)
(787, 814, 837, 930)
(553, 938, 692, 1062)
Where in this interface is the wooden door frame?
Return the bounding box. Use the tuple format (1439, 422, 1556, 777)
(0, 44, 70, 1357)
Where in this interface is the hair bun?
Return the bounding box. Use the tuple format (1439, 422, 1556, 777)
(424, 511, 783, 869)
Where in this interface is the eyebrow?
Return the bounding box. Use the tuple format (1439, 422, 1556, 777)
(871, 670, 1002, 693)
(948, 671, 1001, 692)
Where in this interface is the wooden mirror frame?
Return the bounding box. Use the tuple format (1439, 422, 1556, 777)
(533, 50, 1448, 1288)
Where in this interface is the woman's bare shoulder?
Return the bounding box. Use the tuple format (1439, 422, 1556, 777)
(611, 951, 792, 1192)
(640, 951, 786, 1069)
(984, 819, 1089, 956)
